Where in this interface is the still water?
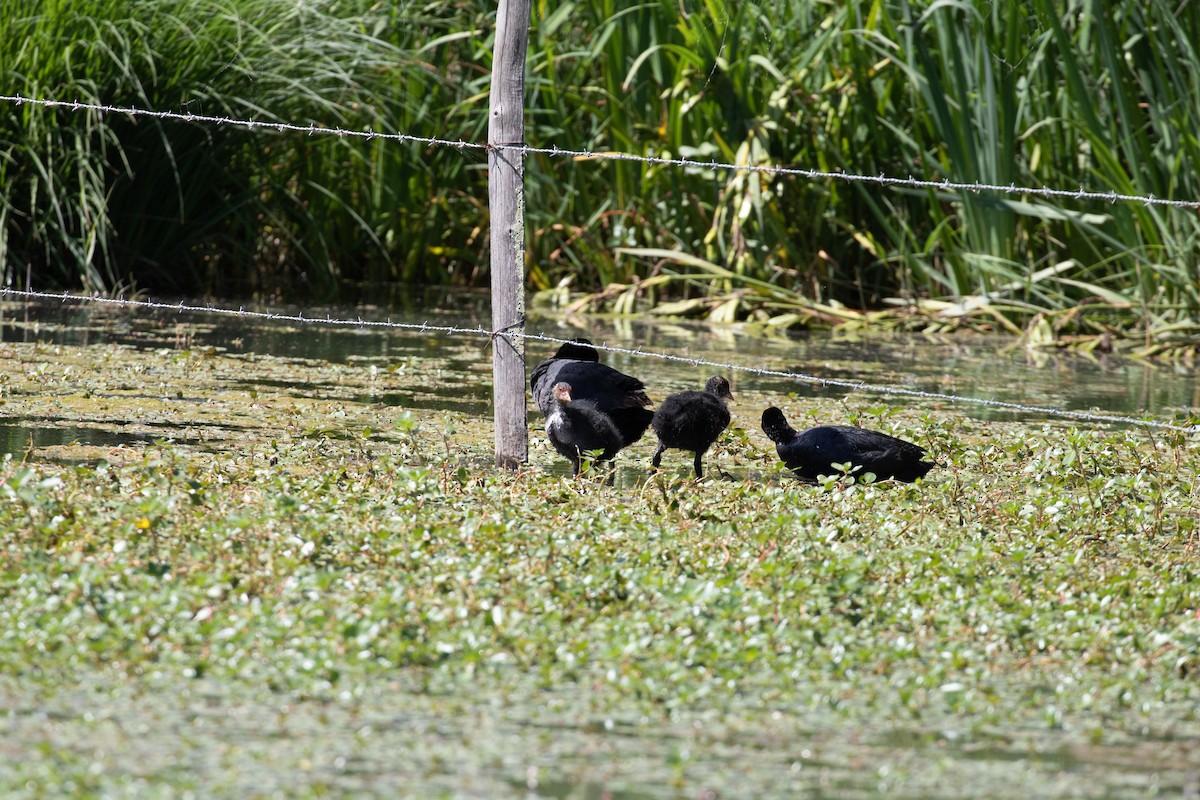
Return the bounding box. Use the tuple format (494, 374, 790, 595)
(1, 294, 1196, 458)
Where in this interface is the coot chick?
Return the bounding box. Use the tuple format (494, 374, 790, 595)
(531, 338, 655, 445)
(650, 376, 734, 478)
(761, 406, 934, 483)
(545, 382, 624, 475)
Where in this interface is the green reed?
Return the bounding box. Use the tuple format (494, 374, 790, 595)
(2, 0, 1199, 341)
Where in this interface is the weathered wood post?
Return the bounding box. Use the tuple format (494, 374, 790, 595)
(488, 0, 531, 469)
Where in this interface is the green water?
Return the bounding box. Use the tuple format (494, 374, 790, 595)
(3, 675, 1197, 799)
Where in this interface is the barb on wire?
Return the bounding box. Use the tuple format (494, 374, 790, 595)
(3, 93, 1199, 210)
(3, 288, 1197, 435)
(0, 288, 491, 337)
(0, 94, 488, 153)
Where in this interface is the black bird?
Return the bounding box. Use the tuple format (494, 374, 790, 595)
(531, 338, 655, 446)
(650, 376, 734, 478)
(761, 406, 935, 483)
(545, 382, 624, 475)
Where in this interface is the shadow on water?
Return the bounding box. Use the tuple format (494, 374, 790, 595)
(0, 419, 222, 464)
(1, 294, 1197, 459)
(0, 421, 158, 453)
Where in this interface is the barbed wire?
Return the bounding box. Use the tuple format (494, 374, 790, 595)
(3, 93, 1200, 210)
(3, 288, 1196, 434)
(0, 94, 487, 153)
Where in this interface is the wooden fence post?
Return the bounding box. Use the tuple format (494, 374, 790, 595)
(488, 0, 531, 469)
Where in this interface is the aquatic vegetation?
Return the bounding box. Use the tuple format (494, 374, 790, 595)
(1, 321, 1199, 796)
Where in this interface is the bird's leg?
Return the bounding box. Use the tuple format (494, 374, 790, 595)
(692, 452, 704, 479)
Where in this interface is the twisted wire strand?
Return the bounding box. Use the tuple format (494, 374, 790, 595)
(3, 93, 1199, 209)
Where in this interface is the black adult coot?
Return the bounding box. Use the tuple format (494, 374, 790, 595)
(531, 338, 655, 445)
(650, 376, 734, 478)
(545, 382, 624, 475)
(761, 406, 934, 483)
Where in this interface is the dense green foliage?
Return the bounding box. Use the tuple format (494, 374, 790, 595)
(2, 0, 1200, 338)
(0, 0, 484, 296)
